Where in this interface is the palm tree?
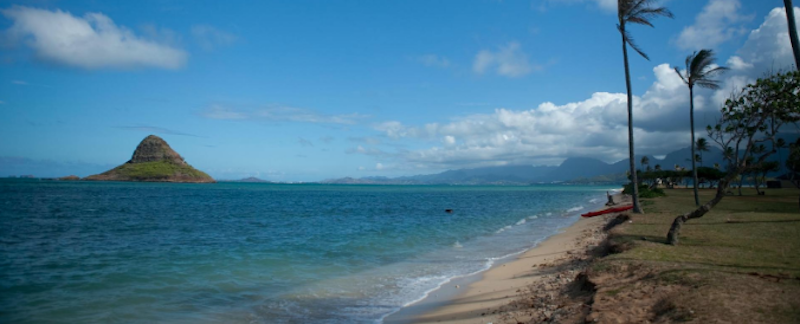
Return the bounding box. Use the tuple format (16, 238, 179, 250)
(674, 49, 728, 206)
(641, 156, 650, 171)
(784, 1, 800, 69)
(655, 164, 662, 171)
(696, 138, 709, 167)
(618, 0, 673, 213)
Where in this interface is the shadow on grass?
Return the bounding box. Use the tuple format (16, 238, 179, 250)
(604, 257, 800, 275)
(690, 219, 800, 226)
(611, 234, 669, 246)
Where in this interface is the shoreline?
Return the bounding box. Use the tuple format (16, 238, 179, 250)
(384, 194, 626, 324)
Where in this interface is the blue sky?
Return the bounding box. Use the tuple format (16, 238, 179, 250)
(0, 0, 794, 181)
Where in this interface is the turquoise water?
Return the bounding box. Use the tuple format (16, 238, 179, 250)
(0, 180, 617, 323)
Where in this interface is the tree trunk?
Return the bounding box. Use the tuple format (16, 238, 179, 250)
(621, 26, 643, 214)
(690, 87, 700, 206)
(667, 178, 730, 245)
(738, 177, 743, 196)
(785, 0, 800, 69)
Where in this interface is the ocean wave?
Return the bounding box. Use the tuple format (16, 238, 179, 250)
(566, 206, 584, 213)
(495, 225, 513, 234)
(515, 219, 526, 225)
(528, 215, 539, 220)
(453, 241, 462, 248)
(589, 198, 601, 203)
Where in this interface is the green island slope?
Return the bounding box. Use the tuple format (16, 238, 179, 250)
(85, 135, 214, 183)
(587, 188, 800, 323)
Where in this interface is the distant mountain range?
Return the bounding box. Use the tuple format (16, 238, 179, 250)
(322, 145, 790, 185)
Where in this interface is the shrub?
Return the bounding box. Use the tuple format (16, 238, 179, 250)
(623, 183, 666, 198)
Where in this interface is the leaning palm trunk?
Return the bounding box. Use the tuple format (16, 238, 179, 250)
(667, 175, 731, 245)
(690, 87, 700, 206)
(785, 0, 800, 69)
(621, 29, 642, 214)
(666, 71, 799, 245)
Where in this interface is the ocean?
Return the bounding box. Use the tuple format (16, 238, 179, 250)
(0, 180, 617, 323)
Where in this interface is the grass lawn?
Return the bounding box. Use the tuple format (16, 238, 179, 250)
(589, 187, 800, 323)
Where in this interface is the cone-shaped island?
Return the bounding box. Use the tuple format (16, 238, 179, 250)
(85, 135, 215, 183)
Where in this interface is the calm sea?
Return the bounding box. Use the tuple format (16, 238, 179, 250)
(0, 180, 617, 323)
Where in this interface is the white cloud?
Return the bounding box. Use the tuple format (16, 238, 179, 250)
(362, 57, 760, 169)
(734, 7, 799, 71)
(2, 6, 186, 69)
(353, 6, 798, 171)
(191, 25, 237, 51)
(11, 80, 27, 85)
(201, 104, 248, 120)
(473, 42, 537, 78)
(375, 163, 384, 170)
(201, 104, 368, 125)
(675, 0, 752, 50)
(726, 56, 754, 71)
(416, 54, 450, 68)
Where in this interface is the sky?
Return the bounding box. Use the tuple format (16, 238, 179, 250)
(0, 0, 796, 181)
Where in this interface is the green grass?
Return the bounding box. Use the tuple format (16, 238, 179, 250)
(104, 160, 212, 181)
(591, 187, 800, 323)
(607, 188, 800, 276)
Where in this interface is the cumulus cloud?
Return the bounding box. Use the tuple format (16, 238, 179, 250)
(473, 42, 537, 78)
(675, 0, 752, 50)
(2, 6, 187, 69)
(731, 7, 799, 71)
(366, 66, 693, 168)
(191, 25, 237, 51)
(354, 7, 796, 170)
(416, 54, 450, 68)
(201, 104, 368, 125)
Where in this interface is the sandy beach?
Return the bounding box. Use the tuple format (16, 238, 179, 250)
(385, 196, 627, 324)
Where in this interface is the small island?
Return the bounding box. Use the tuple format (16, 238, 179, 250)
(85, 135, 215, 183)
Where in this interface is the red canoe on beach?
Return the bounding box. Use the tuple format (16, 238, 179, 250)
(580, 204, 634, 217)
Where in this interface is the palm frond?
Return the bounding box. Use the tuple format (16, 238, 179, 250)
(685, 49, 728, 89)
(695, 79, 722, 90)
(630, 7, 674, 22)
(703, 66, 729, 77)
(674, 67, 688, 85)
(618, 0, 672, 61)
(623, 29, 650, 60)
(627, 16, 654, 27)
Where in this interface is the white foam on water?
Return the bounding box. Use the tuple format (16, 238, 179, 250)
(528, 215, 539, 220)
(515, 219, 526, 225)
(589, 198, 601, 203)
(495, 225, 512, 234)
(566, 206, 584, 213)
(452, 241, 463, 248)
(546, 212, 552, 216)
